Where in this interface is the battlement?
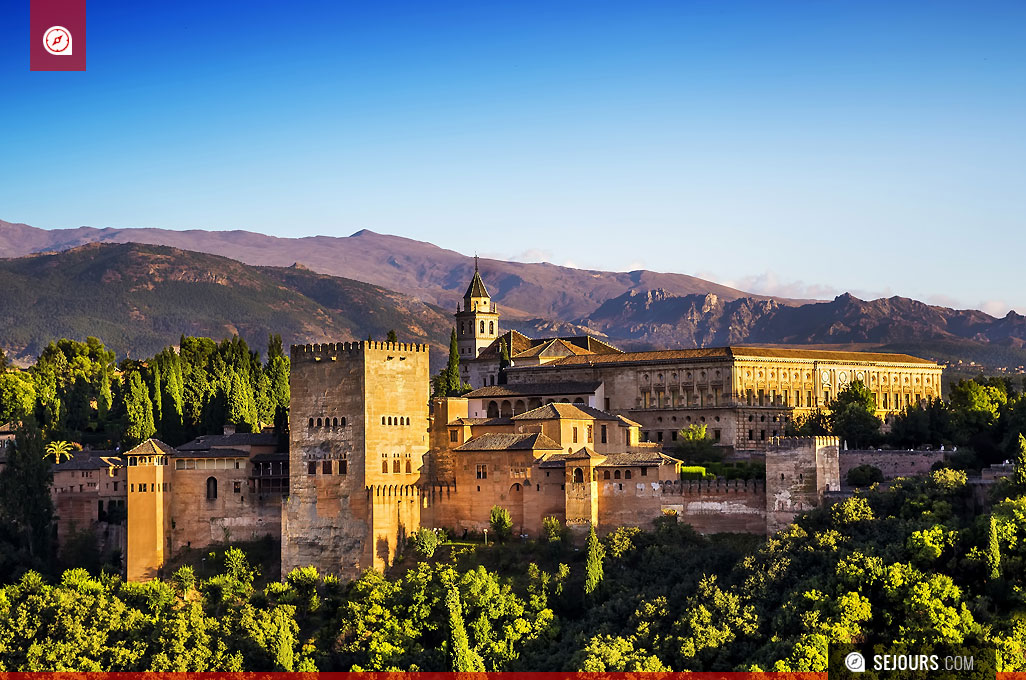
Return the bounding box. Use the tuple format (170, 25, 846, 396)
(290, 341, 430, 361)
(662, 478, 765, 495)
(768, 435, 840, 450)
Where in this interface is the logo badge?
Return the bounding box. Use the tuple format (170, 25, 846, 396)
(845, 651, 866, 673)
(43, 26, 73, 55)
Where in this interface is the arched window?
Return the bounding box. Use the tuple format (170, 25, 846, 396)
(316, 418, 322, 427)
(405, 460, 412, 473)
(489, 321, 494, 334)
(341, 417, 347, 427)
(614, 470, 621, 479)
(382, 461, 388, 473)
(206, 476, 217, 500)
(381, 416, 386, 425)
(406, 417, 411, 425)
(460, 322, 465, 335)
(625, 470, 632, 479)
(308, 418, 314, 428)
(387, 417, 392, 426)
(332, 417, 338, 426)
(573, 467, 584, 483)
(603, 470, 610, 479)
(480, 320, 485, 334)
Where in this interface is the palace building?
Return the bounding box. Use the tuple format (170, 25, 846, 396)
(87, 267, 943, 581)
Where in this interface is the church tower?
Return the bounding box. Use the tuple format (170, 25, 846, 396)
(455, 257, 499, 377)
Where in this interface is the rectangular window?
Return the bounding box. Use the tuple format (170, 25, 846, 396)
(605, 398, 610, 410)
(671, 430, 678, 441)
(657, 431, 664, 442)
(322, 460, 333, 475)
(587, 425, 593, 443)
(641, 467, 648, 476)
(340, 460, 348, 475)
(449, 430, 458, 443)
(308, 461, 317, 475)
(714, 429, 721, 442)
(760, 430, 766, 441)
(233, 481, 241, 493)
(600, 425, 607, 444)
(130, 484, 135, 492)
(573, 427, 578, 443)
(476, 464, 488, 480)
(748, 429, 754, 441)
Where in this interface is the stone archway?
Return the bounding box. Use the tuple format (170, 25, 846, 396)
(514, 399, 526, 414)
(500, 400, 513, 418)
(507, 483, 525, 535)
(487, 400, 499, 418)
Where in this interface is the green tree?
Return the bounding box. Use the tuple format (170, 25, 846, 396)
(829, 380, 880, 449)
(97, 362, 113, 423)
(386, 329, 398, 343)
(122, 370, 156, 445)
(412, 527, 440, 558)
(0, 371, 36, 424)
(584, 526, 604, 595)
(432, 328, 470, 397)
(846, 464, 884, 487)
(788, 409, 830, 436)
(446, 580, 485, 671)
(673, 424, 720, 463)
(0, 422, 54, 573)
(489, 505, 513, 542)
(988, 515, 1001, 580)
(1015, 433, 1026, 487)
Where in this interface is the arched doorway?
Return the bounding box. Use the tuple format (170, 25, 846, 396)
(507, 484, 524, 535)
(573, 467, 584, 483)
(500, 400, 513, 418)
(514, 399, 526, 414)
(528, 398, 542, 410)
(487, 401, 499, 418)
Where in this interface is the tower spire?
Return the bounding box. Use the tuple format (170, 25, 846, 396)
(474, 254, 479, 272)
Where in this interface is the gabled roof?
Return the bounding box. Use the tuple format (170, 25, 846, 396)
(124, 439, 176, 457)
(449, 417, 514, 426)
(514, 338, 595, 359)
(454, 432, 562, 452)
(599, 452, 669, 467)
(470, 332, 621, 363)
(177, 432, 278, 451)
(566, 446, 603, 460)
(512, 402, 621, 422)
(54, 451, 122, 471)
(461, 382, 602, 399)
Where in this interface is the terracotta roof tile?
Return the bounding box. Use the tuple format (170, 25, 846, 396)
(454, 432, 562, 452)
(462, 382, 602, 399)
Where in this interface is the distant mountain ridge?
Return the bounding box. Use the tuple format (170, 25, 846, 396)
(0, 219, 799, 321)
(2, 220, 1025, 373)
(0, 242, 454, 365)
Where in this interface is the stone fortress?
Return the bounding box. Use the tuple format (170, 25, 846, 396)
(56, 266, 944, 581)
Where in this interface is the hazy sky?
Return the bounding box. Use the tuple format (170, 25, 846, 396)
(2, 1, 1024, 314)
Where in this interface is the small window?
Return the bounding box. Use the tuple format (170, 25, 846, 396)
(601, 425, 607, 444)
(206, 476, 217, 500)
(587, 425, 593, 443)
(393, 460, 401, 473)
(340, 460, 348, 475)
(573, 427, 578, 444)
(573, 467, 584, 483)
(382, 416, 386, 425)
(233, 481, 241, 493)
(382, 461, 388, 473)
(322, 460, 333, 475)
(489, 321, 494, 334)
(614, 470, 621, 479)
(316, 417, 322, 427)
(406, 460, 412, 473)
(641, 468, 647, 477)
(308, 418, 314, 428)
(332, 417, 338, 426)
(308, 461, 317, 475)
(625, 470, 632, 479)
(603, 470, 610, 479)
(450, 430, 459, 443)
(476, 464, 488, 480)
(480, 320, 485, 334)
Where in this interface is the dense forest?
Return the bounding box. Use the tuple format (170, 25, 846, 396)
(0, 335, 290, 449)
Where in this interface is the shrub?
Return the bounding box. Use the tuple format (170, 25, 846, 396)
(679, 466, 708, 480)
(542, 516, 566, 543)
(489, 506, 513, 542)
(412, 527, 440, 558)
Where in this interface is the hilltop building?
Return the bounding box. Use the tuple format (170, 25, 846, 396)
(87, 267, 944, 581)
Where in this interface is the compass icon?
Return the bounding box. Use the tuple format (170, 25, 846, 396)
(44, 26, 73, 55)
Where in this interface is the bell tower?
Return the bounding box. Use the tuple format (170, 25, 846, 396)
(455, 257, 499, 379)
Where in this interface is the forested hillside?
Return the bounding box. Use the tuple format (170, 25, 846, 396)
(0, 471, 1024, 672)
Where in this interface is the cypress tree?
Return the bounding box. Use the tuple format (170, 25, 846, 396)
(446, 327, 461, 395)
(123, 371, 156, 445)
(97, 362, 113, 422)
(584, 525, 604, 595)
(386, 329, 398, 343)
(1015, 433, 1026, 486)
(0, 421, 54, 569)
(149, 361, 164, 433)
(446, 584, 485, 671)
(988, 515, 1001, 580)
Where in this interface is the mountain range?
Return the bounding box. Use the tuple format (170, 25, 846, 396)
(1, 219, 1025, 375)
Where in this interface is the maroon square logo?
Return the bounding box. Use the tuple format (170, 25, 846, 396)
(31, 0, 87, 71)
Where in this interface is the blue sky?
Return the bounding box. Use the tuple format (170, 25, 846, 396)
(2, 1, 1024, 314)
